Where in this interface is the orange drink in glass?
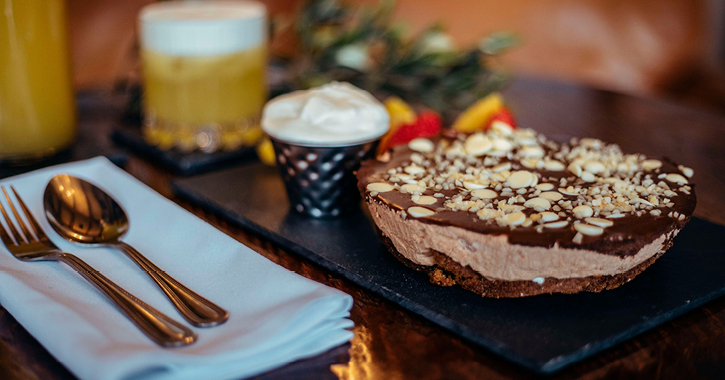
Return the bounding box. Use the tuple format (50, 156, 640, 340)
(139, 1, 267, 153)
(0, 0, 76, 164)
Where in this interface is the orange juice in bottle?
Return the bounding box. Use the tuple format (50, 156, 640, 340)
(0, 0, 76, 163)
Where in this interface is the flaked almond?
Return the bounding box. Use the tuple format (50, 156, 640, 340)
(404, 165, 426, 175)
(477, 208, 501, 220)
(666, 173, 688, 185)
(492, 138, 513, 152)
(491, 120, 514, 135)
(408, 138, 435, 153)
(366, 182, 394, 192)
(544, 160, 565, 171)
(520, 158, 540, 169)
(464, 133, 493, 156)
(678, 165, 694, 178)
(574, 223, 604, 236)
(641, 159, 662, 171)
(471, 189, 498, 199)
(585, 217, 614, 228)
(463, 181, 487, 190)
(544, 220, 568, 229)
(568, 163, 582, 177)
(580, 171, 596, 182)
(584, 161, 605, 174)
(538, 211, 559, 222)
(559, 187, 579, 196)
(535, 183, 555, 191)
(524, 197, 551, 210)
(506, 170, 534, 189)
(519, 146, 544, 158)
(492, 162, 512, 173)
(573, 205, 594, 218)
(408, 206, 435, 218)
(413, 195, 437, 205)
(506, 212, 526, 226)
(540, 191, 563, 201)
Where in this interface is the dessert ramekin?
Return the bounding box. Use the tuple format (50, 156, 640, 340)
(262, 82, 388, 218)
(271, 138, 378, 218)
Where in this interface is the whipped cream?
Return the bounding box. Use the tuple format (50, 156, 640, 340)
(261, 82, 389, 145)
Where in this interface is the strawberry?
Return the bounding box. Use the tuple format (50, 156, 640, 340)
(485, 107, 517, 130)
(381, 111, 442, 152)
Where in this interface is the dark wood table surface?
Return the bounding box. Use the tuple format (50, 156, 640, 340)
(1, 78, 724, 380)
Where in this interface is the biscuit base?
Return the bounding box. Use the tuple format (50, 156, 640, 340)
(379, 229, 678, 298)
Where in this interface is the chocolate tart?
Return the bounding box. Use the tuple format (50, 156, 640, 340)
(357, 126, 696, 297)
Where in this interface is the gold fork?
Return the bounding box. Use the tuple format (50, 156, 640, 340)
(0, 185, 197, 347)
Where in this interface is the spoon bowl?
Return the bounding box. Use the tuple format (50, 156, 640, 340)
(44, 174, 229, 327)
(44, 174, 129, 245)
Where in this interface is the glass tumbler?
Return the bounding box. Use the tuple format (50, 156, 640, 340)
(139, 1, 268, 153)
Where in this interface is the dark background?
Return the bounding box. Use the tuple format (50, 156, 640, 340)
(68, 0, 725, 112)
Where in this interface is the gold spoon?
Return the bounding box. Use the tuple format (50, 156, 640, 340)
(44, 174, 229, 327)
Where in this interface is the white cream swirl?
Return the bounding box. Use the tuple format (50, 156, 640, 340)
(261, 82, 389, 145)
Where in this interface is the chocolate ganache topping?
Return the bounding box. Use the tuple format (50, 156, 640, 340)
(358, 124, 696, 257)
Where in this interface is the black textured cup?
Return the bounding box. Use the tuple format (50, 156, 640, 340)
(271, 138, 378, 218)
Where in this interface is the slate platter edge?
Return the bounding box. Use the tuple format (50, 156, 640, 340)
(171, 180, 725, 374)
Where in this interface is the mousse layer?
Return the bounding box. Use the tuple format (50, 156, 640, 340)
(368, 199, 679, 281)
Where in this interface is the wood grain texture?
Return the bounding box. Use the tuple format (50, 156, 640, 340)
(0, 78, 724, 379)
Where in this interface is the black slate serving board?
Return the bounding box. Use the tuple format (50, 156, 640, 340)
(172, 163, 725, 374)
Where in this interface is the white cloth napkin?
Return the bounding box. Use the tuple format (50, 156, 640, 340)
(0, 157, 354, 380)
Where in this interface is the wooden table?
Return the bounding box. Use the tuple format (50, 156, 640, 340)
(1, 78, 724, 380)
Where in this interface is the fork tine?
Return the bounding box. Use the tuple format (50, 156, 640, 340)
(1, 187, 30, 243)
(11, 186, 45, 240)
(0, 192, 19, 245)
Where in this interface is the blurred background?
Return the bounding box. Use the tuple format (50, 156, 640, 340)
(69, 0, 725, 113)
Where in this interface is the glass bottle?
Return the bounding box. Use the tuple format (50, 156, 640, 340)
(0, 0, 77, 164)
